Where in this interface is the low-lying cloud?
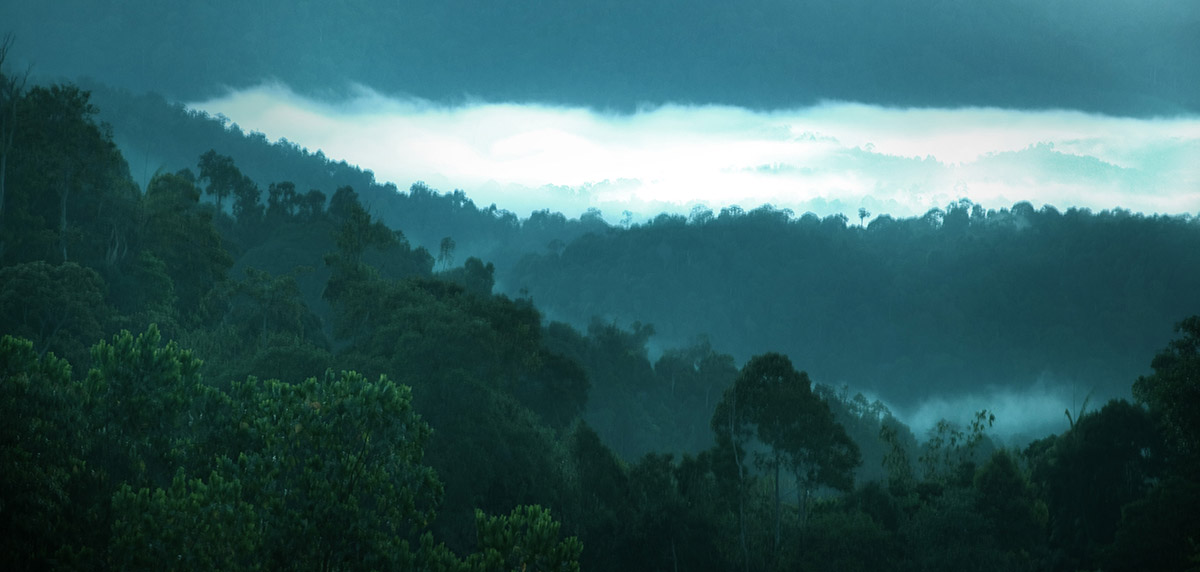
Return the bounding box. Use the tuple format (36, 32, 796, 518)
(191, 84, 1200, 222)
(890, 375, 1111, 446)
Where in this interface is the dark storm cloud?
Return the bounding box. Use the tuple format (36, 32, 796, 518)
(4, 0, 1197, 115)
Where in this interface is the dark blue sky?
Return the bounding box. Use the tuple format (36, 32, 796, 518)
(5, 0, 1198, 116)
(6, 0, 1198, 221)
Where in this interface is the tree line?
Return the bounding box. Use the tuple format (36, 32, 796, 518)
(2, 67, 1198, 570)
(512, 200, 1200, 410)
(78, 77, 1200, 414)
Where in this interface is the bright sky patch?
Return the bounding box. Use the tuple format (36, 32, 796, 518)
(192, 83, 1200, 222)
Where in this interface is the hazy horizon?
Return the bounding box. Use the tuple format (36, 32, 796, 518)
(190, 83, 1200, 224)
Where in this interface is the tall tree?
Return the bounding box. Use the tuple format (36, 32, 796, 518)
(197, 149, 238, 214)
(712, 353, 860, 552)
(299, 188, 326, 221)
(438, 236, 457, 271)
(231, 172, 263, 226)
(224, 370, 443, 570)
(1027, 399, 1161, 569)
(266, 180, 298, 221)
(0, 34, 30, 249)
(330, 195, 397, 267)
(0, 335, 92, 569)
(140, 172, 232, 323)
(1133, 315, 1200, 475)
(3, 84, 137, 266)
(0, 261, 110, 365)
(466, 505, 583, 572)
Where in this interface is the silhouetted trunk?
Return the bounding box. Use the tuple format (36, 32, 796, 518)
(729, 390, 749, 572)
(796, 476, 810, 528)
(59, 181, 69, 262)
(0, 143, 8, 229)
(773, 452, 782, 552)
(671, 537, 678, 572)
(0, 36, 21, 237)
(0, 88, 16, 245)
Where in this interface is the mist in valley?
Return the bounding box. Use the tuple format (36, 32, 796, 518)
(2, 1, 1199, 570)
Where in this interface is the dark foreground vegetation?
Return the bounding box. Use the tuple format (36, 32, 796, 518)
(2, 59, 1199, 570)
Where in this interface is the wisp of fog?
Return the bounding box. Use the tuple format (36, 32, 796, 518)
(191, 83, 1200, 223)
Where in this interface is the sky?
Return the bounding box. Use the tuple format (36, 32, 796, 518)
(11, 0, 1194, 439)
(7, 1, 1197, 221)
(191, 84, 1200, 223)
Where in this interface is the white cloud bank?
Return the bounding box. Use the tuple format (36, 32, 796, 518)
(191, 84, 1200, 222)
(891, 378, 1083, 445)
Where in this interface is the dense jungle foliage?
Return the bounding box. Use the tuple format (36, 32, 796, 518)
(2, 70, 1198, 570)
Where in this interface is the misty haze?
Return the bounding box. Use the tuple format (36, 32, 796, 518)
(2, 1, 1198, 571)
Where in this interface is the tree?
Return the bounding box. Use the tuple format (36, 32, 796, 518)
(226, 267, 317, 348)
(3, 322, 585, 570)
(653, 338, 739, 456)
(140, 172, 232, 322)
(266, 180, 298, 221)
(231, 173, 263, 226)
(1027, 399, 1161, 570)
(880, 419, 916, 495)
(466, 505, 583, 572)
(689, 205, 715, 225)
(3, 84, 138, 266)
(973, 450, 1047, 564)
(0, 261, 110, 365)
(899, 487, 997, 572)
(858, 207, 871, 228)
(0, 34, 31, 245)
(918, 410, 995, 484)
(1104, 478, 1200, 572)
(83, 325, 212, 487)
(327, 184, 361, 220)
(109, 467, 262, 570)
(440, 256, 495, 297)
(711, 353, 860, 552)
(1133, 315, 1200, 475)
(224, 371, 444, 570)
(438, 236, 457, 271)
(328, 191, 396, 267)
(0, 335, 92, 569)
(197, 149, 238, 213)
(299, 188, 326, 220)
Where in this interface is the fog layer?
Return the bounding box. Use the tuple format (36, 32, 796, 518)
(192, 84, 1200, 222)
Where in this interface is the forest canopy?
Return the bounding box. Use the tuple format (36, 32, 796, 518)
(2, 45, 1199, 571)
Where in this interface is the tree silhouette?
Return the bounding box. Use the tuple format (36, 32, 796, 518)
(438, 236, 456, 271)
(712, 353, 860, 552)
(1133, 315, 1200, 475)
(0, 34, 31, 245)
(197, 149, 239, 214)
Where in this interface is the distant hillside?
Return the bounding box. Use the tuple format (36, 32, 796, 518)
(82, 81, 609, 269)
(510, 203, 1200, 408)
(82, 81, 1200, 412)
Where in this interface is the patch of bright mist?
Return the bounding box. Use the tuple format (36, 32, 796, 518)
(889, 374, 1117, 446)
(189, 84, 1200, 222)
